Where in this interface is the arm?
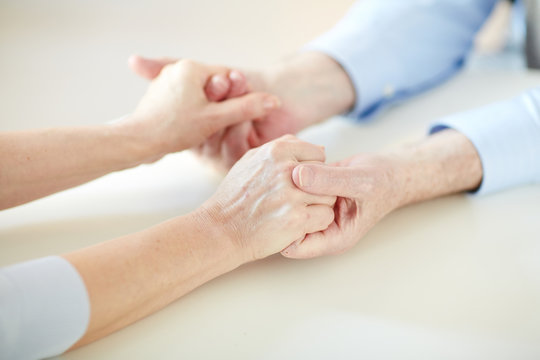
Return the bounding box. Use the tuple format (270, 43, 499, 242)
(305, 0, 498, 118)
(0, 60, 280, 210)
(129, 0, 498, 168)
(0, 136, 336, 359)
(281, 87, 540, 258)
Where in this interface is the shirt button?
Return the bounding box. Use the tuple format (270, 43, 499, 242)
(383, 84, 395, 98)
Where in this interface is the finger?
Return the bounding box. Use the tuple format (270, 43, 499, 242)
(205, 92, 281, 130)
(281, 231, 330, 259)
(303, 205, 335, 235)
(221, 122, 253, 168)
(293, 185, 337, 207)
(292, 163, 364, 198)
(247, 123, 262, 148)
(201, 129, 225, 159)
(205, 74, 232, 101)
(295, 189, 336, 207)
(227, 70, 249, 97)
(128, 55, 178, 80)
(274, 137, 326, 162)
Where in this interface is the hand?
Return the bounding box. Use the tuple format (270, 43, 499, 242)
(279, 129, 484, 258)
(198, 135, 337, 262)
(280, 154, 403, 259)
(129, 53, 355, 169)
(119, 58, 281, 162)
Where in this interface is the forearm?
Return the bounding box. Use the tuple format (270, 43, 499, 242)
(392, 129, 483, 207)
(0, 120, 157, 209)
(305, 0, 496, 118)
(64, 208, 242, 348)
(255, 52, 355, 126)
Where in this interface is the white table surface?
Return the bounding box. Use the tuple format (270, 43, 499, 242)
(1, 70, 539, 359)
(1, 1, 539, 359)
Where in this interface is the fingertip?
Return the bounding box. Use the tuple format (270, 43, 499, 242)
(292, 165, 302, 188)
(228, 70, 248, 97)
(127, 54, 138, 66)
(128, 54, 144, 72)
(296, 164, 314, 189)
(229, 69, 245, 82)
(206, 74, 231, 101)
(262, 95, 281, 111)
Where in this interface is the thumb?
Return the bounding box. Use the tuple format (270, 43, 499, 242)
(206, 92, 281, 129)
(292, 163, 361, 198)
(128, 55, 178, 80)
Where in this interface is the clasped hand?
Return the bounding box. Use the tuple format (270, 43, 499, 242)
(125, 57, 337, 259)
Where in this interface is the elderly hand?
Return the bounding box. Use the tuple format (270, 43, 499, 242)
(120, 58, 281, 163)
(128, 53, 354, 169)
(279, 129, 484, 259)
(280, 153, 402, 259)
(199, 135, 336, 262)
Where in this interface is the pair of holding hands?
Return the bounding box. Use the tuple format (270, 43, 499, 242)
(123, 57, 398, 260)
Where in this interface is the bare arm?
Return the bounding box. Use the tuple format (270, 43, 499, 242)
(63, 136, 335, 348)
(0, 124, 151, 209)
(0, 59, 280, 210)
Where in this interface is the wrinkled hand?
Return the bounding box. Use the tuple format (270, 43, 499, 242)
(121, 57, 280, 162)
(129, 53, 353, 169)
(200, 135, 336, 262)
(280, 154, 403, 259)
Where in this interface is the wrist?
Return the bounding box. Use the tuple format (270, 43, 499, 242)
(254, 52, 355, 126)
(110, 115, 168, 166)
(389, 130, 483, 208)
(192, 203, 250, 267)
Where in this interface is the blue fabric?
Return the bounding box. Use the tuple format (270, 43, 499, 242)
(306, 0, 498, 118)
(307, 0, 540, 194)
(431, 88, 540, 194)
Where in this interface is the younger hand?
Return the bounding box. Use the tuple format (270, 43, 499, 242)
(128, 53, 354, 169)
(119, 58, 281, 162)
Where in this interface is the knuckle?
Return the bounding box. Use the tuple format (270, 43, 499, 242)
(268, 139, 288, 158)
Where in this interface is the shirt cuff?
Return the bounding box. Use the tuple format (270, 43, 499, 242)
(429, 89, 540, 195)
(0, 256, 90, 360)
(303, 5, 379, 119)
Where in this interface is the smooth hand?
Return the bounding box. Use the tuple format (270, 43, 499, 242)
(198, 135, 337, 262)
(120, 58, 280, 162)
(129, 53, 355, 169)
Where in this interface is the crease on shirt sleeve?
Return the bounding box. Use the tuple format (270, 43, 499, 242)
(303, 0, 497, 121)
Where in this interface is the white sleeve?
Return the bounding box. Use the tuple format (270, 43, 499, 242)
(0, 256, 90, 360)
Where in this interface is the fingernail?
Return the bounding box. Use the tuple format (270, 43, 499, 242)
(263, 97, 280, 110)
(211, 75, 227, 90)
(229, 70, 243, 81)
(298, 166, 314, 188)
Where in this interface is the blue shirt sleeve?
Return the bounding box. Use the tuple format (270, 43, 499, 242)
(305, 0, 497, 119)
(430, 87, 540, 195)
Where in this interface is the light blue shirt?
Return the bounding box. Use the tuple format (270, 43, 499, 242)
(307, 0, 540, 194)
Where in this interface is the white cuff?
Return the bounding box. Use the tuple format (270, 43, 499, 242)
(0, 256, 90, 360)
